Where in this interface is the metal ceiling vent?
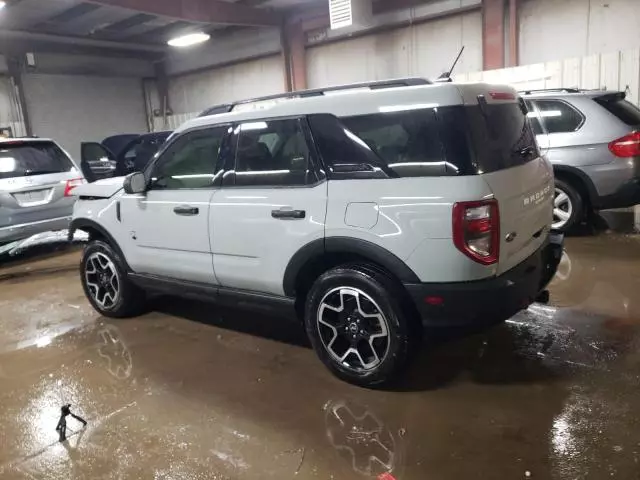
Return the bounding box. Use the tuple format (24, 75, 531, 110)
(329, 0, 372, 30)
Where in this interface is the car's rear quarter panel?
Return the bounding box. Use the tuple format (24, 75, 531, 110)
(325, 177, 499, 283)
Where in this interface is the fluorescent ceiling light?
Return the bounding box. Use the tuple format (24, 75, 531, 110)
(0, 2, 6, 10)
(168, 32, 210, 48)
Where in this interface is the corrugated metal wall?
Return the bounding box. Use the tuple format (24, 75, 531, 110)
(307, 10, 482, 88)
(519, 0, 640, 65)
(161, 55, 285, 130)
(23, 74, 147, 161)
(455, 48, 640, 107)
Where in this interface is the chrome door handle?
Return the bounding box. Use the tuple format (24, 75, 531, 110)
(174, 206, 199, 216)
(271, 209, 305, 220)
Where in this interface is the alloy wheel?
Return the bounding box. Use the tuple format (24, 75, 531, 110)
(85, 252, 120, 309)
(553, 187, 573, 230)
(317, 287, 390, 372)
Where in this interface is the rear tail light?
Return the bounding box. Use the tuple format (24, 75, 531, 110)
(64, 178, 85, 196)
(609, 131, 640, 158)
(452, 200, 500, 265)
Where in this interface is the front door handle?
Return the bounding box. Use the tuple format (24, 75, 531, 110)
(174, 205, 199, 216)
(271, 209, 306, 220)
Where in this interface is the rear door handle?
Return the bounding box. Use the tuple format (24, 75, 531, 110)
(174, 205, 199, 216)
(271, 209, 306, 220)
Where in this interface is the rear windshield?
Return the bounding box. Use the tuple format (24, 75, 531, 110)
(594, 93, 640, 126)
(0, 141, 75, 179)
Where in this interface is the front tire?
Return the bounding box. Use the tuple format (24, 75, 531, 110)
(81, 240, 147, 318)
(304, 264, 420, 387)
(553, 179, 583, 232)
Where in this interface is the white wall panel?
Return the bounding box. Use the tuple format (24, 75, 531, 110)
(520, 0, 640, 65)
(23, 74, 147, 161)
(454, 48, 640, 107)
(306, 11, 482, 88)
(167, 55, 285, 120)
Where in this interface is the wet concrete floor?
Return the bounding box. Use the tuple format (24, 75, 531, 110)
(1, 234, 640, 479)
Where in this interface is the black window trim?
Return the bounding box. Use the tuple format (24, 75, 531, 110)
(143, 124, 232, 191)
(531, 98, 586, 134)
(221, 115, 326, 190)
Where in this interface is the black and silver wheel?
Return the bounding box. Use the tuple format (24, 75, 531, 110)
(81, 240, 147, 318)
(305, 264, 420, 387)
(553, 179, 583, 232)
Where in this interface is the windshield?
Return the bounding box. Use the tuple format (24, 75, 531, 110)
(0, 141, 76, 180)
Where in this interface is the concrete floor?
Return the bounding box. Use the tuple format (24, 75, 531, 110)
(1, 234, 640, 480)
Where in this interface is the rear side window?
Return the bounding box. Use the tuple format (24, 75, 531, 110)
(594, 93, 640, 126)
(533, 99, 584, 133)
(341, 109, 451, 177)
(309, 110, 450, 178)
(0, 141, 75, 179)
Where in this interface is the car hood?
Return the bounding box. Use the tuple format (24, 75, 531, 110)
(73, 176, 125, 198)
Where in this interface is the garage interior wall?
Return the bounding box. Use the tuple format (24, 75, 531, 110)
(306, 10, 482, 88)
(0, 75, 26, 137)
(520, 0, 640, 65)
(156, 55, 285, 130)
(23, 74, 147, 161)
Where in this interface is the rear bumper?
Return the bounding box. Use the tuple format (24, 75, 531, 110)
(0, 216, 72, 244)
(404, 232, 564, 327)
(597, 177, 640, 210)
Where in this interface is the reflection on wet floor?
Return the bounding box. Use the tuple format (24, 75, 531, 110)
(0, 233, 640, 479)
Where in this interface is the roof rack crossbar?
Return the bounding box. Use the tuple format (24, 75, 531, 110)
(519, 88, 581, 95)
(199, 77, 431, 117)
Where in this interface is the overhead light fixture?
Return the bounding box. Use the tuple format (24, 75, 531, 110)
(167, 32, 210, 48)
(0, 1, 6, 9)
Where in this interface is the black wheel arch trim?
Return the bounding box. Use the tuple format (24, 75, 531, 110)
(553, 164, 599, 208)
(282, 237, 421, 297)
(69, 219, 131, 271)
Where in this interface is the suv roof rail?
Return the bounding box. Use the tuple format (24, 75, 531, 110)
(519, 88, 581, 95)
(198, 77, 432, 117)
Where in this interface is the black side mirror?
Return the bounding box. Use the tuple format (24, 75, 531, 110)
(123, 172, 147, 194)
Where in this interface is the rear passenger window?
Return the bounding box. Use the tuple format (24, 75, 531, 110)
(233, 118, 316, 187)
(534, 100, 584, 133)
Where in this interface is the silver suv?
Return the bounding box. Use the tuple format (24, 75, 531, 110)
(521, 89, 640, 231)
(70, 79, 563, 387)
(0, 138, 84, 246)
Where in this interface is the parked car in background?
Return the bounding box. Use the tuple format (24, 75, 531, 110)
(521, 89, 640, 231)
(0, 138, 84, 245)
(80, 131, 171, 182)
(70, 79, 563, 386)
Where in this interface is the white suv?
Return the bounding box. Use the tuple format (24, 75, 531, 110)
(70, 79, 563, 387)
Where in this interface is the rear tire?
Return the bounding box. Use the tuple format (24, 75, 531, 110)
(80, 240, 147, 318)
(553, 179, 583, 232)
(304, 263, 421, 387)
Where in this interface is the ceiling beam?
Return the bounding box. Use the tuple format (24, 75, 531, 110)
(86, 0, 282, 27)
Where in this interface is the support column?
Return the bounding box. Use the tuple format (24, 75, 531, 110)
(508, 0, 519, 67)
(281, 20, 307, 92)
(482, 0, 506, 70)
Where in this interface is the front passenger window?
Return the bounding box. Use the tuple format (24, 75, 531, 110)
(151, 127, 226, 190)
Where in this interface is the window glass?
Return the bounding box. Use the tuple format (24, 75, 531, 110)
(594, 94, 640, 126)
(234, 118, 315, 187)
(0, 141, 76, 179)
(525, 100, 544, 135)
(341, 109, 448, 177)
(534, 100, 584, 133)
(150, 127, 225, 189)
